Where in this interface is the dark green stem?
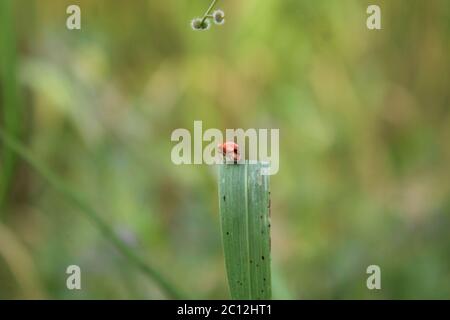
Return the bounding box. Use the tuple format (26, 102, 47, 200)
(0, 0, 22, 216)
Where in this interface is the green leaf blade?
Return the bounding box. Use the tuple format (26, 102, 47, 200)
(247, 163, 271, 299)
(219, 161, 271, 300)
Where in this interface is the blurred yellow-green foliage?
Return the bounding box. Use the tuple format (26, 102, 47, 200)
(1, 0, 450, 299)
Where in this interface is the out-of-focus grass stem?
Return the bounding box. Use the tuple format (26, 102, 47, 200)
(0, 0, 22, 216)
(0, 129, 185, 299)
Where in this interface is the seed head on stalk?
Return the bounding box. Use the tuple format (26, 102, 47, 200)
(191, 0, 225, 31)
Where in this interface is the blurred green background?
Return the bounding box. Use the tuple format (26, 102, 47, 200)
(1, 0, 450, 299)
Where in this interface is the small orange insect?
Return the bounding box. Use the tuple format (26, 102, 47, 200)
(218, 141, 240, 163)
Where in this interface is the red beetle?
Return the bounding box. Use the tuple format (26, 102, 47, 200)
(218, 141, 240, 163)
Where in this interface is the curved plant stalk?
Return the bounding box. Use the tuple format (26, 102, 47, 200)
(201, 0, 219, 24)
(218, 161, 272, 299)
(0, 129, 184, 299)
